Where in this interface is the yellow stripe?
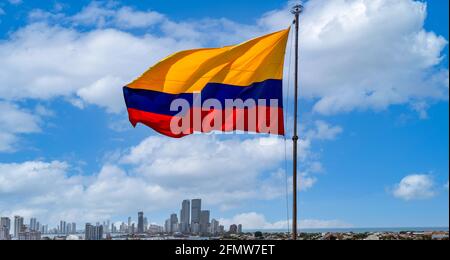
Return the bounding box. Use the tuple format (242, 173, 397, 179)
(127, 28, 290, 94)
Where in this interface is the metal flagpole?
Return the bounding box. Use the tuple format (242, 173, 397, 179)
(291, 4, 303, 241)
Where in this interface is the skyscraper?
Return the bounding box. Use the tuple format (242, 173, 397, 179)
(210, 219, 219, 235)
(144, 217, 148, 232)
(170, 213, 178, 233)
(164, 219, 170, 233)
(0, 217, 11, 240)
(229, 224, 238, 234)
(14, 216, 24, 238)
(180, 199, 190, 233)
(85, 223, 103, 240)
(71, 223, 77, 234)
(127, 217, 132, 234)
(138, 212, 144, 234)
(29, 218, 37, 231)
(191, 199, 201, 228)
(237, 224, 243, 234)
(0, 217, 10, 231)
(60, 221, 66, 234)
(200, 210, 210, 234)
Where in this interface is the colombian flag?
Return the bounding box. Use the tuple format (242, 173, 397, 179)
(123, 29, 289, 137)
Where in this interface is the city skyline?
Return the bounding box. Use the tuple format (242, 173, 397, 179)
(0, 0, 448, 232)
(0, 198, 243, 240)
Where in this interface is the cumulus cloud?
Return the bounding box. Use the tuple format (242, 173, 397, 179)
(274, 0, 448, 115)
(70, 2, 166, 29)
(0, 102, 41, 152)
(218, 212, 351, 230)
(392, 174, 437, 201)
(0, 117, 337, 223)
(0, 0, 446, 118)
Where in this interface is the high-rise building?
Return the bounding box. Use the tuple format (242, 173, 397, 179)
(14, 216, 24, 238)
(59, 221, 67, 234)
(18, 230, 41, 240)
(180, 200, 190, 234)
(210, 219, 220, 235)
(200, 210, 210, 234)
(237, 224, 243, 234)
(229, 224, 238, 234)
(0, 217, 11, 240)
(41, 225, 48, 234)
(85, 223, 103, 240)
(127, 217, 132, 234)
(164, 219, 170, 233)
(1, 217, 10, 231)
(144, 217, 148, 232)
(170, 213, 178, 233)
(29, 218, 37, 231)
(138, 212, 144, 234)
(120, 222, 127, 233)
(71, 223, 77, 234)
(191, 199, 201, 232)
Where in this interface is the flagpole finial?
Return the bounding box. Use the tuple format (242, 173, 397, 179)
(291, 4, 303, 15)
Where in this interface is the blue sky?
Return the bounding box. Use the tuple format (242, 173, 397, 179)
(0, 0, 448, 230)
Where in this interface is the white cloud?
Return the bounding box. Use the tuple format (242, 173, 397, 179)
(392, 174, 437, 201)
(272, 0, 448, 115)
(71, 2, 165, 29)
(444, 181, 449, 191)
(218, 212, 351, 230)
(0, 102, 41, 152)
(0, 23, 197, 112)
(0, 120, 332, 223)
(305, 120, 343, 140)
(1, 0, 447, 117)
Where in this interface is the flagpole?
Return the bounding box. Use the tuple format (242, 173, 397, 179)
(291, 4, 303, 241)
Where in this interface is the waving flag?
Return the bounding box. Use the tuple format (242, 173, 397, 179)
(123, 29, 289, 137)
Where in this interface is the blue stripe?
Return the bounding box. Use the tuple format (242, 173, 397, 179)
(123, 79, 283, 116)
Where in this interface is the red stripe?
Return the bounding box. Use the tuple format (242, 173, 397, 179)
(127, 107, 285, 138)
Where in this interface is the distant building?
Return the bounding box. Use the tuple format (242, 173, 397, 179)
(71, 223, 76, 234)
(200, 210, 210, 234)
(59, 221, 66, 234)
(43, 225, 48, 234)
(180, 200, 190, 234)
(191, 199, 201, 232)
(237, 224, 243, 234)
(170, 213, 178, 233)
(0, 227, 10, 240)
(29, 218, 37, 231)
(210, 219, 220, 235)
(144, 217, 148, 232)
(14, 216, 24, 238)
(85, 223, 103, 240)
(218, 225, 225, 234)
(138, 212, 144, 234)
(18, 228, 41, 240)
(164, 219, 171, 233)
(127, 217, 132, 234)
(0, 217, 11, 240)
(191, 223, 200, 234)
(229, 224, 238, 234)
(148, 224, 163, 234)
